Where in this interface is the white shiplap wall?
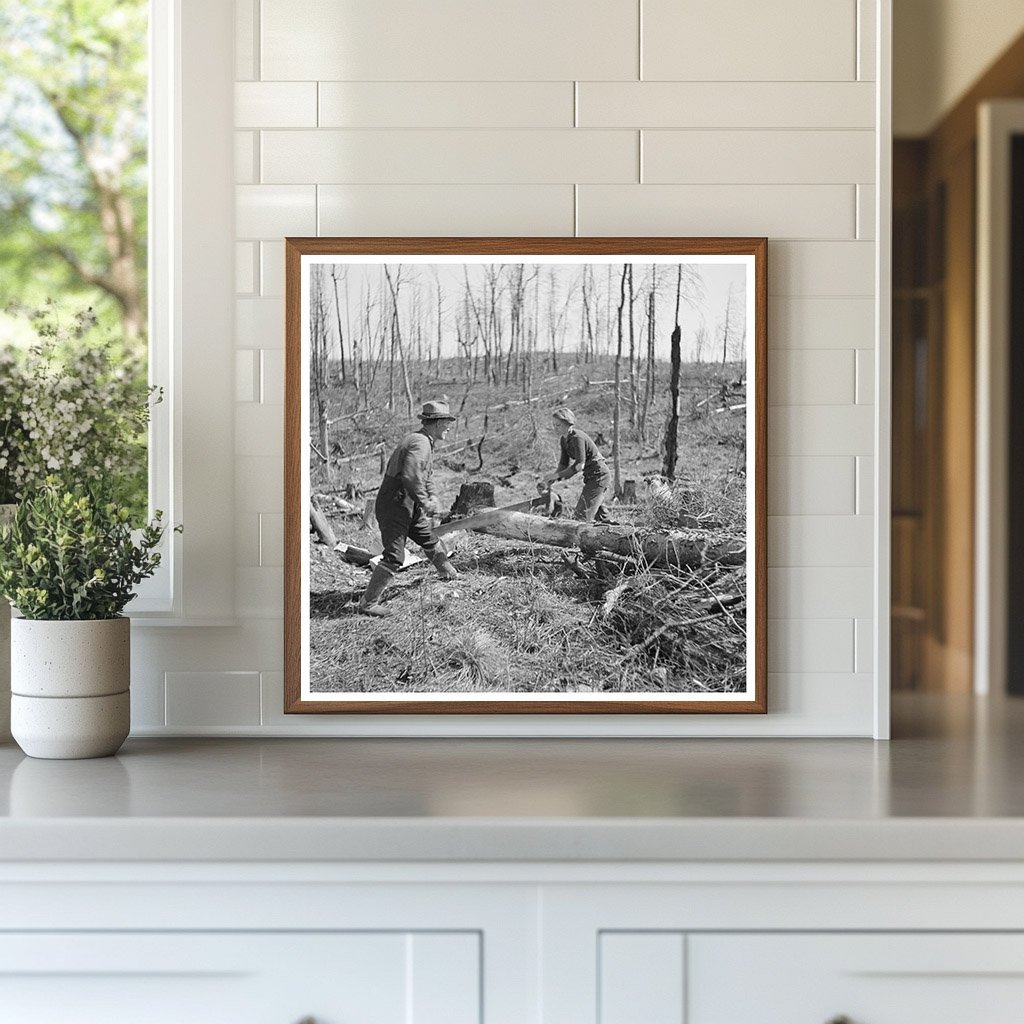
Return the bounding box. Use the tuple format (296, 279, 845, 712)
(133, 0, 886, 737)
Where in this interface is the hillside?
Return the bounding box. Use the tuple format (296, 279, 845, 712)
(307, 355, 748, 695)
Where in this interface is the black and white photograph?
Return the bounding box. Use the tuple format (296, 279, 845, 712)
(284, 238, 766, 714)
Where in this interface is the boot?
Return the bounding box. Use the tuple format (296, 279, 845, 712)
(431, 549, 459, 581)
(357, 563, 395, 617)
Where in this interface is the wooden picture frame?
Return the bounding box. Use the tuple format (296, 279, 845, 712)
(284, 237, 767, 714)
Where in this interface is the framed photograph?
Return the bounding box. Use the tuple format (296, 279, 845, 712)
(284, 238, 766, 714)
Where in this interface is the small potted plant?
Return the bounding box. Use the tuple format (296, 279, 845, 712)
(0, 480, 171, 758)
(0, 302, 156, 746)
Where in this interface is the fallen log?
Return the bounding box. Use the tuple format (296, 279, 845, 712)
(469, 511, 745, 570)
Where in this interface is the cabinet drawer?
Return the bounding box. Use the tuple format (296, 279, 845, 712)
(0, 932, 480, 1024)
(688, 933, 1024, 1024)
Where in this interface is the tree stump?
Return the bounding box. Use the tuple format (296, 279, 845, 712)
(621, 479, 638, 503)
(447, 481, 496, 519)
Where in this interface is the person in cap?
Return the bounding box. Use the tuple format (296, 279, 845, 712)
(542, 407, 611, 523)
(357, 401, 459, 617)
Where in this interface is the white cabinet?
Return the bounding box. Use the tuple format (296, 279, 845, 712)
(688, 934, 1024, 1024)
(4, 862, 1024, 1023)
(0, 932, 480, 1024)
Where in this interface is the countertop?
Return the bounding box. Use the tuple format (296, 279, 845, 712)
(1, 693, 1023, 862)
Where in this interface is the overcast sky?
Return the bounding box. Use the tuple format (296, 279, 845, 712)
(308, 257, 750, 365)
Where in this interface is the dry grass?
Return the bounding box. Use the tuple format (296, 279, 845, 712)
(308, 357, 748, 695)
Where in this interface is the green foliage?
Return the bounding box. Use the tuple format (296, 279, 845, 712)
(0, 0, 148, 345)
(0, 478, 172, 620)
(0, 301, 154, 514)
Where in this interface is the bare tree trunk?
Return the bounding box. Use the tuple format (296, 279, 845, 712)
(627, 263, 638, 428)
(612, 264, 627, 498)
(639, 267, 657, 445)
(329, 266, 347, 384)
(662, 265, 684, 481)
(383, 265, 415, 416)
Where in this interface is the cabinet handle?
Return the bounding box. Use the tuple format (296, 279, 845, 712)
(294, 1018, 316, 1024)
(826, 1017, 854, 1024)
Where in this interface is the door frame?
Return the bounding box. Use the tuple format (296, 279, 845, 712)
(975, 100, 1024, 695)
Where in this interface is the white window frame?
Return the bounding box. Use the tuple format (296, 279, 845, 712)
(128, 0, 236, 624)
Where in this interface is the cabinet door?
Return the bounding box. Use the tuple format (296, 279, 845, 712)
(0, 932, 480, 1024)
(689, 933, 1024, 1024)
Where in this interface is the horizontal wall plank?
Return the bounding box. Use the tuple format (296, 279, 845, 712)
(769, 241, 874, 296)
(255, 671, 873, 735)
(235, 350, 259, 403)
(260, 350, 285, 404)
(578, 184, 854, 238)
(235, 241, 256, 294)
(262, 0, 638, 81)
(235, 131, 256, 184)
(643, 130, 874, 185)
(261, 130, 638, 184)
(235, 0, 256, 81)
(770, 405, 874, 456)
(165, 672, 262, 727)
(856, 348, 875, 403)
(236, 511, 261, 567)
(855, 618, 873, 673)
(770, 567, 874, 619)
(856, 455, 875, 515)
(260, 241, 286, 298)
(769, 515, 874, 567)
(642, 0, 857, 81)
(319, 82, 574, 128)
(236, 185, 316, 237)
(764, 672, 874, 728)
(236, 567, 285, 618)
(235, 404, 283, 458)
(579, 82, 874, 129)
(769, 350, 856, 405)
(768, 619, 856, 674)
(259, 514, 285, 567)
(235, 298, 285, 350)
(236, 82, 317, 127)
(859, 0, 878, 82)
(235, 456, 284, 512)
(770, 297, 875, 349)
(856, 183, 876, 239)
(768, 457, 856, 515)
(318, 184, 575, 236)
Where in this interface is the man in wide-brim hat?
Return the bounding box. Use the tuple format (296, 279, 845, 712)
(358, 401, 459, 617)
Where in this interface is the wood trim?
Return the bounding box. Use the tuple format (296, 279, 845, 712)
(284, 237, 768, 715)
(927, 30, 1024, 180)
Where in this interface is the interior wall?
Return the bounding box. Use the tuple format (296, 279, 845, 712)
(894, 0, 1024, 136)
(131, 0, 884, 737)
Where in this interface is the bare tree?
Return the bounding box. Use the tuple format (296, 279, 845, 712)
(639, 265, 658, 445)
(627, 263, 638, 428)
(383, 265, 415, 415)
(719, 281, 743, 366)
(662, 265, 684, 482)
(310, 266, 331, 459)
(693, 315, 710, 363)
(612, 264, 628, 498)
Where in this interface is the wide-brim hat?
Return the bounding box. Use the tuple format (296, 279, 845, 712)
(419, 400, 457, 421)
(551, 407, 576, 425)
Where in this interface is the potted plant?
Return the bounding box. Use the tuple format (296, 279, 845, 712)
(0, 302, 156, 745)
(0, 480, 171, 758)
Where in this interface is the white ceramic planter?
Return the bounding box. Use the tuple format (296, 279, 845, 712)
(0, 502, 15, 744)
(11, 692, 130, 760)
(10, 617, 131, 759)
